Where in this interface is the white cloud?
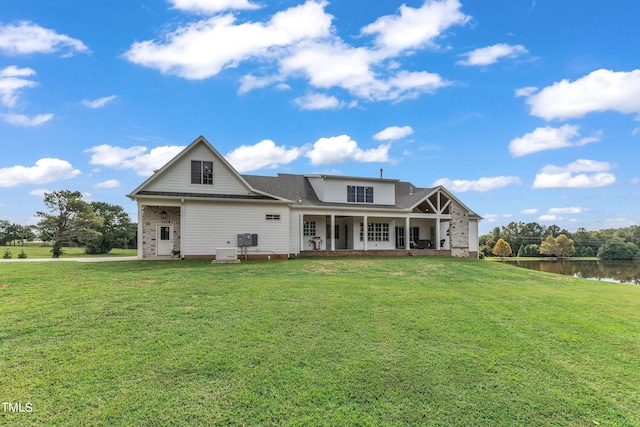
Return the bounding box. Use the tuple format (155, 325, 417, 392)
(541, 159, 613, 174)
(533, 159, 616, 189)
(93, 179, 121, 189)
(293, 93, 343, 110)
(281, 42, 450, 101)
(238, 74, 284, 94)
(373, 125, 414, 141)
(547, 207, 584, 215)
(226, 139, 303, 172)
(515, 86, 537, 98)
(125, 0, 463, 103)
(520, 208, 538, 214)
(306, 135, 391, 165)
(85, 144, 186, 176)
(0, 158, 80, 187)
(361, 0, 470, 55)
(432, 176, 521, 192)
(521, 69, 640, 120)
(631, 178, 640, 185)
(0, 21, 88, 56)
(29, 188, 50, 198)
(539, 214, 559, 222)
(533, 173, 616, 189)
(508, 124, 600, 157)
(82, 95, 118, 109)
(170, 0, 261, 14)
(124, 1, 332, 80)
(483, 214, 499, 223)
(457, 43, 527, 66)
(2, 113, 54, 126)
(0, 65, 38, 107)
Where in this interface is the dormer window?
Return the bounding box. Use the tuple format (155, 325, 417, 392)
(191, 160, 213, 185)
(347, 185, 374, 203)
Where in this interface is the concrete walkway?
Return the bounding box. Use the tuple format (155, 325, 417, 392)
(0, 256, 139, 263)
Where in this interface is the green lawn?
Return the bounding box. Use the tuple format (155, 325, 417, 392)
(1, 257, 639, 426)
(1, 245, 136, 259)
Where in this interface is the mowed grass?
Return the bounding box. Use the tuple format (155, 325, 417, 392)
(1, 257, 639, 426)
(1, 245, 136, 258)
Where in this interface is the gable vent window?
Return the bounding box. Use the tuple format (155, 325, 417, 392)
(191, 160, 213, 185)
(266, 214, 281, 221)
(347, 185, 374, 203)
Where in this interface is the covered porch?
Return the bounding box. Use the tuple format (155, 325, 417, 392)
(297, 213, 452, 254)
(137, 204, 182, 259)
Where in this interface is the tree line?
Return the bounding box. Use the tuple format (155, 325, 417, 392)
(1, 190, 136, 257)
(480, 222, 639, 260)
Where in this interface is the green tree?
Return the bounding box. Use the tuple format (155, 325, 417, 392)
(85, 202, 134, 254)
(598, 238, 639, 260)
(555, 234, 575, 258)
(492, 238, 512, 260)
(36, 190, 101, 257)
(0, 220, 8, 245)
(539, 235, 560, 257)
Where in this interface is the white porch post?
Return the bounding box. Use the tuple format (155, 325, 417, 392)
(180, 200, 185, 258)
(405, 216, 410, 249)
(330, 215, 335, 251)
(137, 202, 143, 259)
(299, 214, 304, 253)
(436, 191, 441, 250)
(363, 215, 368, 250)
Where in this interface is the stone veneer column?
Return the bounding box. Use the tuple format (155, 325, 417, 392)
(449, 201, 470, 258)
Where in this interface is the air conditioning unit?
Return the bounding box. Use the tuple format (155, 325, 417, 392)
(212, 247, 240, 264)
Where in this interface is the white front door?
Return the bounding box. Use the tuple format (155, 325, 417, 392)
(157, 225, 173, 256)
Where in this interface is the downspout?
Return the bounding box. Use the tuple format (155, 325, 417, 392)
(180, 199, 185, 259)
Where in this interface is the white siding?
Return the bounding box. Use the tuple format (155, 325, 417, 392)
(289, 213, 301, 254)
(469, 220, 479, 252)
(182, 200, 289, 256)
(324, 178, 395, 205)
(145, 142, 253, 195)
(306, 176, 325, 201)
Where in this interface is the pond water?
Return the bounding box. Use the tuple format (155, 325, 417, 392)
(504, 259, 640, 284)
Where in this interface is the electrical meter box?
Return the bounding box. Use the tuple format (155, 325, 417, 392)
(237, 233, 258, 247)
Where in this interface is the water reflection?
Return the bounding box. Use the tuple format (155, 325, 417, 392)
(505, 260, 640, 284)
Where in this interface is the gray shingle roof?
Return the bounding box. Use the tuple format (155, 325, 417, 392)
(244, 173, 443, 211)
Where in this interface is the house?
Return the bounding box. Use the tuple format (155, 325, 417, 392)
(127, 136, 481, 259)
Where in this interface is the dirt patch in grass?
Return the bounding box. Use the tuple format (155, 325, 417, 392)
(0, 284, 9, 290)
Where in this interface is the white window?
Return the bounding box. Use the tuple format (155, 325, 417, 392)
(191, 160, 213, 185)
(347, 185, 374, 203)
(303, 221, 316, 236)
(359, 223, 389, 241)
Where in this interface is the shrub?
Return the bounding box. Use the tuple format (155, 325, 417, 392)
(598, 239, 639, 260)
(492, 238, 512, 260)
(3, 248, 12, 259)
(17, 249, 27, 259)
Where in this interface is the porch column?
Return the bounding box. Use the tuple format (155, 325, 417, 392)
(405, 216, 410, 250)
(436, 217, 441, 250)
(180, 200, 185, 258)
(137, 203, 143, 259)
(363, 215, 368, 250)
(330, 215, 335, 251)
(299, 214, 304, 253)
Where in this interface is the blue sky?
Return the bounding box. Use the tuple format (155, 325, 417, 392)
(1, 0, 639, 235)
